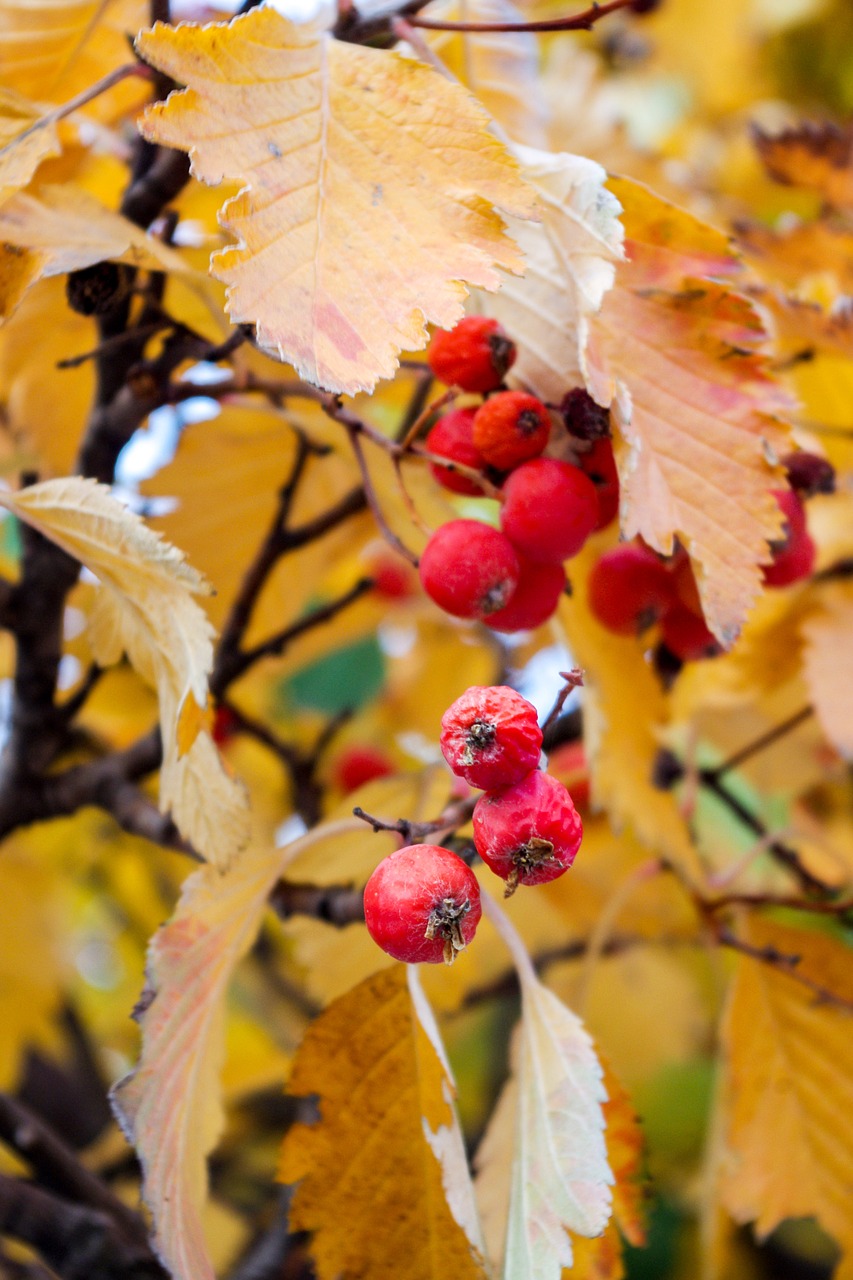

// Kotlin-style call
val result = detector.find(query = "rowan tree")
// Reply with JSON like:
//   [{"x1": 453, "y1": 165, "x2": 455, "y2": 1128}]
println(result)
[{"x1": 0, "y1": 0, "x2": 852, "y2": 1278}]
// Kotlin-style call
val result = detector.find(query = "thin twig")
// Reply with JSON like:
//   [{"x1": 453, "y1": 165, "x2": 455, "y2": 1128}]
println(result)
[
  {"x1": 705, "y1": 706, "x2": 814, "y2": 781},
  {"x1": 540, "y1": 668, "x2": 585, "y2": 739},
  {"x1": 353, "y1": 795, "x2": 476, "y2": 846}
]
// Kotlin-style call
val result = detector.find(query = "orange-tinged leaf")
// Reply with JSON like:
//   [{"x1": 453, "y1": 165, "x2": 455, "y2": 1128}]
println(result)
[
  {"x1": 720, "y1": 918, "x2": 853, "y2": 1273},
  {"x1": 136, "y1": 7, "x2": 537, "y2": 394},
  {"x1": 279, "y1": 964, "x2": 488, "y2": 1280},
  {"x1": 801, "y1": 583, "x2": 853, "y2": 757},
  {"x1": 0, "y1": 87, "x2": 60, "y2": 204},
  {"x1": 0, "y1": 478, "x2": 250, "y2": 868},
  {"x1": 754, "y1": 122, "x2": 853, "y2": 213}
]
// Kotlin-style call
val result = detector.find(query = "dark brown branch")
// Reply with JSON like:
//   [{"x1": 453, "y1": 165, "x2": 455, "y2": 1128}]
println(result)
[
  {"x1": 237, "y1": 577, "x2": 374, "y2": 675},
  {"x1": 716, "y1": 926, "x2": 853, "y2": 1014},
  {"x1": 269, "y1": 879, "x2": 366, "y2": 927},
  {"x1": 352, "y1": 795, "x2": 477, "y2": 846}
]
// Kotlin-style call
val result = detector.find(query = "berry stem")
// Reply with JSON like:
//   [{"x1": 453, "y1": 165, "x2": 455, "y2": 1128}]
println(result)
[{"x1": 540, "y1": 668, "x2": 585, "y2": 739}]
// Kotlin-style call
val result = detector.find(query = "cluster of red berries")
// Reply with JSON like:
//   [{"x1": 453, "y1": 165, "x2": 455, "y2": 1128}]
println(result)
[
  {"x1": 363, "y1": 686, "x2": 583, "y2": 964},
  {"x1": 418, "y1": 317, "x2": 618, "y2": 633}
]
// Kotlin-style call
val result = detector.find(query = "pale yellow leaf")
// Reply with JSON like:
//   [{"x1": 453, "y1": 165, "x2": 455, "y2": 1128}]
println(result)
[
  {"x1": 279, "y1": 963, "x2": 488, "y2": 1280},
  {"x1": 0, "y1": 478, "x2": 250, "y2": 868},
  {"x1": 800, "y1": 583, "x2": 853, "y2": 758},
  {"x1": 136, "y1": 7, "x2": 537, "y2": 394},
  {"x1": 0, "y1": 87, "x2": 60, "y2": 204}
]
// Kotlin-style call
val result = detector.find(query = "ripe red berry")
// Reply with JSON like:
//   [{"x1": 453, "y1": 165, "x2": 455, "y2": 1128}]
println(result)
[
  {"x1": 427, "y1": 317, "x2": 516, "y2": 394},
  {"x1": 425, "y1": 407, "x2": 487, "y2": 496},
  {"x1": 660, "y1": 605, "x2": 721, "y2": 662},
  {"x1": 419, "y1": 520, "x2": 519, "y2": 620},
  {"x1": 501, "y1": 459, "x2": 599, "y2": 564},
  {"x1": 472, "y1": 391, "x2": 551, "y2": 471},
  {"x1": 669, "y1": 551, "x2": 703, "y2": 617},
  {"x1": 588, "y1": 543, "x2": 675, "y2": 635},
  {"x1": 363, "y1": 843, "x2": 482, "y2": 964},
  {"x1": 763, "y1": 489, "x2": 816, "y2": 588},
  {"x1": 485, "y1": 556, "x2": 567, "y2": 633},
  {"x1": 577, "y1": 437, "x2": 619, "y2": 530},
  {"x1": 369, "y1": 552, "x2": 416, "y2": 600},
  {"x1": 334, "y1": 745, "x2": 395, "y2": 794},
  {"x1": 212, "y1": 704, "x2": 238, "y2": 748},
  {"x1": 782, "y1": 451, "x2": 836, "y2": 497},
  {"x1": 440, "y1": 685, "x2": 542, "y2": 789},
  {"x1": 473, "y1": 770, "x2": 583, "y2": 895},
  {"x1": 560, "y1": 387, "x2": 611, "y2": 441},
  {"x1": 547, "y1": 739, "x2": 591, "y2": 810}
]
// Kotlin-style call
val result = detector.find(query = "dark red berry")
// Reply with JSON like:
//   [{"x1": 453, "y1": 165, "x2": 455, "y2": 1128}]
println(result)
[
  {"x1": 369, "y1": 553, "x2": 416, "y2": 600},
  {"x1": 669, "y1": 551, "x2": 704, "y2": 617},
  {"x1": 425, "y1": 407, "x2": 487, "y2": 496},
  {"x1": 560, "y1": 388, "x2": 611, "y2": 441},
  {"x1": 473, "y1": 770, "x2": 582, "y2": 895},
  {"x1": 440, "y1": 685, "x2": 542, "y2": 790},
  {"x1": 588, "y1": 543, "x2": 675, "y2": 635},
  {"x1": 501, "y1": 459, "x2": 599, "y2": 564},
  {"x1": 363, "y1": 844, "x2": 482, "y2": 964},
  {"x1": 419, "y1": 520, "x2": 520, "y2": 620},
  {"x1": 485, "y1": 556, "x2": 567, "y2": 633},
  {"x1": 547, "y1": 739, "x2": 591, "y2": 809},
  {"x1": 427, "y1": 317, "x2": 516, "y2": 394},
  {"x1": 334, "y1": 745, "x2": 395, "y2": 793},
  {"x1": 212, "y1": 705, "x2": 239, "y2": 748},
  {"x1": 577, "y1": 437, "x2": 619, "y2": 530},
  {"x1": 763, "y1": 489, "x2": 815, "y2": 587},
  {"x1": 782, "y1": 451, "x2": 836, "y2": 497},
  {"x1": 472, "y1": 391, "x2": 551, "y2": 471},
  {"x1": 660, "y1": 605, "x2": 721, "y2": 662}
]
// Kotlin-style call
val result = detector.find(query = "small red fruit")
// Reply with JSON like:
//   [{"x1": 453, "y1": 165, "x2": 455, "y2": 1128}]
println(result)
[
  {"x1": 363, "y1": 843, "x2": 482, "y2": 964},
  {"x1": 369, "y1": 553, "x2": 415, "y2": 600},
  {"x1": 577, "y1": 438, "x2": 619, "y2": 530},
  {"x1": 472, "y1": 391, "x2": 551, "y2": 471},
  {"x1": 425, "y1": 407, "x2": 487, "y2": 496},
  {"x1": 763, "y1": 490, "x2": 815, "y2": 588},
  {"x1": 547, "y1": 738, "x2": 591, "y2": 809},
  {"x1": 427, "y1": 317, "x2": 516, "y2": 394},
  {"x1": 419, "y1": 520, "x2": 520, "y2": 620},
  {"x1": 660, "y1": 605, "x2": 721, "y2": 662},
  {"x1": 473, "y1": 770, "x2": 583, "y2": 895},
  {"x1": 440, "y1": 685, "x2": 542, "y2": 790},
  {"x1": 212, "y1": 704, "x2": 238, "y2": 748},
  {"x1": 783, "y1": 450, "x2": 835, "y2": 497},
  {"x1": 334, "y1": 745, "x2": 395, "y2": 794},
  {"x1": 669, "y1": 552, "x2": 703, "y2": 617},
  {"x1": 560, "y1": 388, "x2": 611, "y2": 441},
  {"x1": 588, "y1": 543, "x2": 675, "y2": 635},
  {"x1": 485, "y1": 556, "x2": 567, "y2": 633},
  {"x1": 501, "y1": 459, "x2": 599, "y2": 564}
]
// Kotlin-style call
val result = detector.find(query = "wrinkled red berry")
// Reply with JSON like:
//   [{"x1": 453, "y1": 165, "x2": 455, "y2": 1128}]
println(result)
[
  {"x1": 588, "y1": 543, "x2": 675, "y2": 635},
  {"x1": 660, "y1": 605, "x2": 721, "y2": 662},
  {"x1": 472, "y1": 391, "x2": 551, "y2": 471},
  {"x1": 427, "y1": 317, "x2": 516, "y2": 394},
  {"x1": 763, "y1": 490, "x2": 815, "y2": 588},
  {"x1": 501, "y1": 459, "x2": 599, "y2": 564},
  {"x1": 560, "y1": 388, "x2": 611, "y2": 441},
  {"x1": 441, "y1": 685, "x2": 542, "y2": 789},
  {"x1": 425, "y1": 407, "x2": 487, "y2": 496},
  {"x1": 473, "y1": 770, "x2": 582, "y2": 895},
  {"x1": 363, "y1": 843, "x2": 482, "y2": 964},
  {"x1": 485, "y1": 556, "x2": 567, "y2": 633},
  {"x1": 577, "y1": 438, "x2": 619, "y2": 530},
  {"x1": 419, "y1": 520, "x2": 520, "y2": 620},
  {"x1": 334, "y1": 745, "x2": 395, "y2": 793},
  {"x1": 783, "y1": 451, "x2": 836, "y2": 497}
]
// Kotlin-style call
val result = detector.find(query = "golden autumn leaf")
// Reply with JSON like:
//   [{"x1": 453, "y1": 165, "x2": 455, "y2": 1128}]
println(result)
[
  {"x1": 800, "y1": 582, "x2": 853, "y2": 757},
  {"x1": 0, "y1": 478, "x2": 250, "y2": 867},
  {"x1": 719, "y1": 917, "x2": 853, "y2": 1276},
  {"x1": 135, "y1": 7, "x2": 537, "y2": 395},
  {"x1": 279, "y1": 963, "x2": 488, "y2": 1280},
  {"x1": 0, "y1": 87, "x2": 60, "y2": 204},
  {"x1": 754, "y1": 122, "x2": 853, "y2": 213}
]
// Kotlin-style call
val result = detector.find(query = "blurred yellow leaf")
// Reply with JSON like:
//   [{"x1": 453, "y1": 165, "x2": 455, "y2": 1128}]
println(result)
[
  {"x1": 801, "y1": 582, "x2": 853, "y2": 756},
  {"x1": 754, "y1": 122, "x2": 853, "y2": 213},
  {"x1": 0, "y1": 87, "x2": 60, "y2": 203},
  {"x1": 280, "y1": 964, "x2": 488, "y2": 1279},
  {"x1": 137, "y1": 7, "x2": 536, "y2": 394}
]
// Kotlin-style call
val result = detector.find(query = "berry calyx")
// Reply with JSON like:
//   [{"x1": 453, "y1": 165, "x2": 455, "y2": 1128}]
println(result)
[
  {"x1": 577, "y1": 437, "x2": 620, "y2": 530},
  {"x1": 560, "y1": 388, "x2": 611, "y2": 441},
  {"x1": 782, "y1": 451, "x2": 836, "y2": 497},
  {"x1": 472, "y1": 391, "x2": 551, "y2": 471},
  {"x1": 473, "y1": 770, "x2": 582, "y2": 895},
  {"x1": 427, "y1": 317, "x2": 516, "y2": 394},
  {"x1": 660, "y1": 605, "x2": 721, "y2": 662},
  {"x1": 588, "y1": 543, "x2": 675, "y2": 635},
  {"x1": 419, "y1": 520, "x2": 520, "y2": 620},
  {"x1": 485, "y1": 556, "x2": 567, "y2": 633},
  {"x1": 501, "y1": 459, "x2": 599, "y2": 564},
  {"x1": 334, "y1": 745, "x2": 395, "y2": 794},
  {"x1": 441, "y1": 685, "x2": 542, "y2": 789},
  {"x1": 763, "y1": 489, "x2": 816, "y2": 588},
  {"x1": 363, "y1": 844, "x2": 482, "y2": 964},
  {"x1": 425, "y1": 407, "x2": 487, "y2": 496}
]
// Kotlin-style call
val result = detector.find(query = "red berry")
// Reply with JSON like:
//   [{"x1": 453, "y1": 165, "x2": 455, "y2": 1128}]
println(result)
[
  {"x1": 425, "y1": 407, "x2": 487, "y2": 496},
  {"x1": 763, "y1": 490, "x2": 815, "y2": 587},
  {"x1": 334, "y1": 745, "x2": 395, "y2": 793},
  {"x1": 473, "y1": 770, "x2": 582, "y2": 895},
  {"x1": 577, "y1": 438, "x2": 619, "y2": 530},
  {"x1": 369, "y1": 553, "x2": 416, "y2": 600},
  {"x1": 501, "y1": 459, "x2": 599, "y2": 564},
  {"x1": 547, "y1": 739, "x2": 591, "y2": 810},
  {"x1": 783, "y1": 451, "x2": 835, "y2": 497},
  {"x1": 440, "y1": 685, "x2": 542, "y2": 789},
  {"x1": 669, "y1": 551, "x2": 704, "y2": 617},
  {"x1": 485, "y1": 556, "x2": 567, "y2": 633},
  {"x1": 560, "y1": 388, "x2": 611, "y2": 441},
  {"x1": 472, "y1": 391, "x2": 551, "y2": 471},
  {"x1": 588, "y1": 543, "x2": 675, "y2": 635},
  {"x1": 363, "y1": 843, "x2": 482, "y2": 964},
  {"x1": 660, "y1": 605, "x2": 721, "y2": 662},
  {"x1": 212, "y1": 704, "x2": 238, "y2": 748},
  {"x1": 427, "y1": 317, "x2": 516, "y2": 394},
  {"x1": 419, "y1": 520, "x2": 519, "y2": 620}
]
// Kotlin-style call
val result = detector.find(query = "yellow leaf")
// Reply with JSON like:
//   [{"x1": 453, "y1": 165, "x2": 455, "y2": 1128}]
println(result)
[
  {"x1": 800, "y1": 583, "x2": 853, "y2": 757},
  {"x1": 0, "y1": 87, "x2": 60, "y2": 204},
  {"x1": 136, "y1": 7, "x2": 536, "y2": 394},
  {"x1": 279, "y1": 964, "x2": 488, "y2": 1280},
  {"x1": 0, "y1": 478, "x2": 250, "y2": 868},
  {"x1": 483, "y1": 144, "x2": 625, "y2": 404},
  {"x1": 720, "y1": 918, "x2": 853, "y2": 1274},
  {"x1": 586, "y1": 181, "x2": 792, "y2": 645},
  {"x1": 111, "y1": 829, "x2": 354, "y2": 1280}
]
